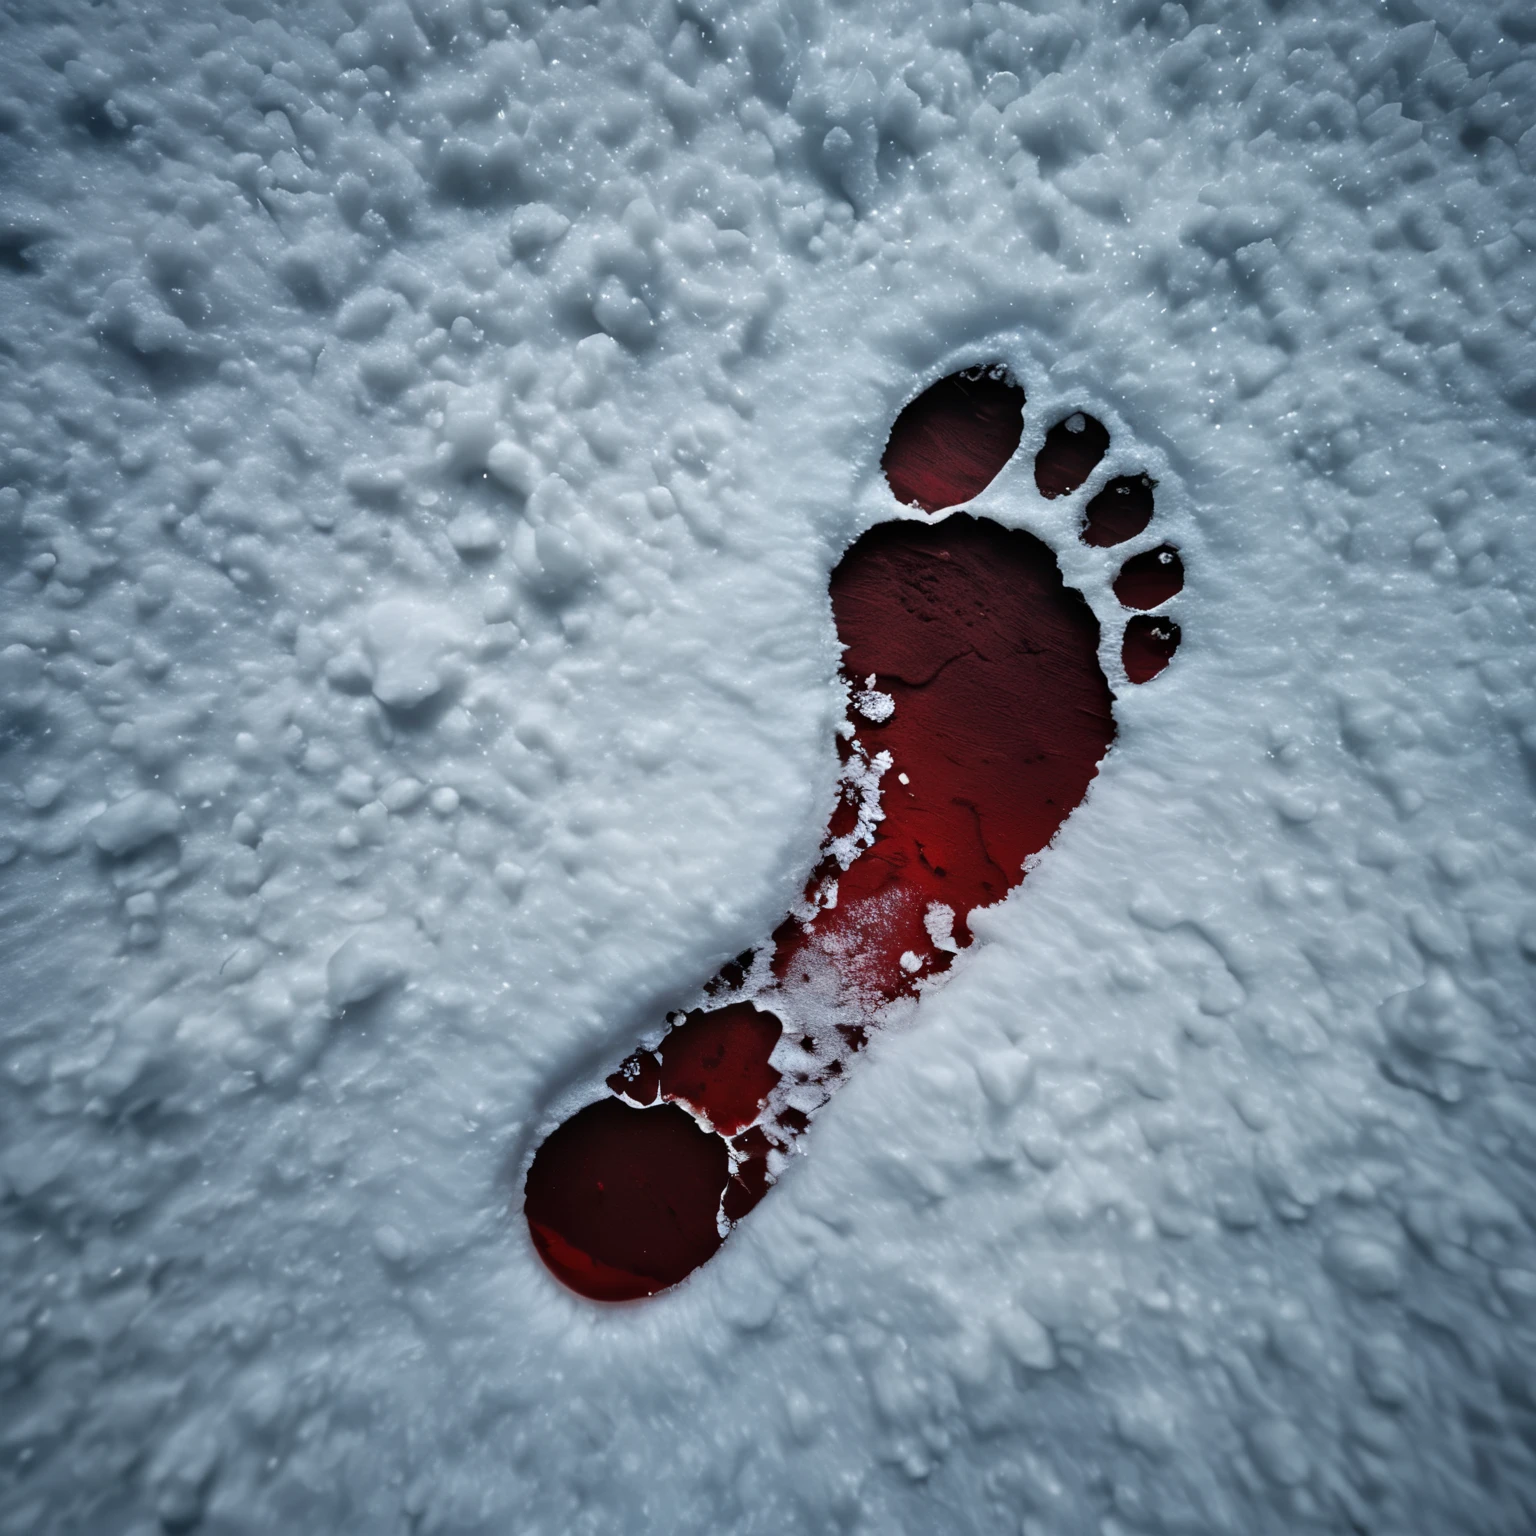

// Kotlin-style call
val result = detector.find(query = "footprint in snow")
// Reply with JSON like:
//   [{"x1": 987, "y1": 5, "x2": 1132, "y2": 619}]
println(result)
[{"x1": 524, "y1": 364, "x2": 1185, "y2": 1301}]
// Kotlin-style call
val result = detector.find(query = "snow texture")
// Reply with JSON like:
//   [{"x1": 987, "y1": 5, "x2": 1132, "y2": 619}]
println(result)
[{"x1": 1, "y1": 0, "x2": 1535, "y2": 1532}]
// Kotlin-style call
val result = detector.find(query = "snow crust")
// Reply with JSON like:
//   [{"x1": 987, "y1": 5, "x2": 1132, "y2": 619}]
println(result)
[{"x1": 2, "y1": 0, "x2": 1535, "y2": 1531}]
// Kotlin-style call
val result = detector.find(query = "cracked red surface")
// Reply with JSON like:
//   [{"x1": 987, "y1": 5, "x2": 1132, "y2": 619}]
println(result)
[{"x1": 772, "y1": 515, "x2": 1114, "y2": 997}]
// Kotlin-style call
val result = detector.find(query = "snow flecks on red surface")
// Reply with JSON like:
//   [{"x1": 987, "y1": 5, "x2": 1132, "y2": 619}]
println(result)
[{"x1": 1123, "y1": 616, "x2": 1182, "y2": 684}]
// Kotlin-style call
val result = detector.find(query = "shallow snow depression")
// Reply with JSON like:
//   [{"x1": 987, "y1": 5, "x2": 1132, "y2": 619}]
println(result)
[{"x1": 3, "y1": 1, "x2": 1536, "y2": 1532}]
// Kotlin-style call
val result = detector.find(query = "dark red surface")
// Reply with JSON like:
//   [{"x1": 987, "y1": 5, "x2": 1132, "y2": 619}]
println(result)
[
  {"x1": 1112, "y1": 544, "x2": 1184, "y2": 610},
  {"x1": 1035, "y1": 413, "x2": 1109, "y2": 498},
  {"x1": 656, "y1": 1003, "x2": 782, "y2": 1136},
  {"x1": 1123, "y1": 616, "x2": 1181, "y2": 684},
  {"x1": 882, "y1": 368, "x2": 1024, "y2": 513},
  {"x1": 524, "y1": 379, "x2": 1184, "y2": 1303},
  {"x1": 524, "y1": 1099, "x2": 728, "y2": 1301},
  {"x1": 608, "y1": 1004, "x2": 781, "y2": 1133},
  {"x1": 1083, "y1": 475, "x2": 1156, "y2": 547},
  {"x1": 773, "y1": 515, "x2": 1115, "y2": 999}
]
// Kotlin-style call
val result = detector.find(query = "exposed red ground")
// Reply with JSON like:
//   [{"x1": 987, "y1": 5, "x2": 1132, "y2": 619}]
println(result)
[
  {"x1": 525, "y1": 1100, "x2": 730, "y2": 1300},
  {"x1": 882, "y1": 367, "x2": 1024, "y2": 513}
]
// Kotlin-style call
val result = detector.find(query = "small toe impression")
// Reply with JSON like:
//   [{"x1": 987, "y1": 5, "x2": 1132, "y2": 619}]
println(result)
[
  {"x1": 1122, "y1": 615, "x2": 1181, "y2": 684},
  {"x1": 1082, "y1": 474, "x2": 1156, "y2": 548},
  {"x1": 1113, "y1": 544, "x2": 1183, "y2": 610},
  {"x1": 1035, "y1": 413, "x2": 1109, "y2": 499},
  {"x1": 882, "y1": 366, "x2": 1025, "y2": 513}
]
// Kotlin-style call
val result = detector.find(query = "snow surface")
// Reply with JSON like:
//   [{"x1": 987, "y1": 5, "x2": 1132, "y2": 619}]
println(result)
[{"x1": 2, "y1": 0, "x2": 1536, "y2": 1531}]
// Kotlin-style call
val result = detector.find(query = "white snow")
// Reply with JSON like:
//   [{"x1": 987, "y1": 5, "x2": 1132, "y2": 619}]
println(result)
[
  {"x1": 87, "y1": 789, "x2": 183, "y2": 856},
  {"x1": 326, "y1": 924, "x2": 413, "y2": 1011},
  {"x1": 2, "y1": 0, "x2": 1536, "y2": 1532}
]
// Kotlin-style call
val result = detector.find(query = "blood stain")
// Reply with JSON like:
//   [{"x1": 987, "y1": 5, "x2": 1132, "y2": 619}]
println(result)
[
  {"x1": 1123, "y1": 615, "x2": 1181, "y2": 684},
  {"x1": 1083, "y1": 475, "x2": 1156, "y2": 548}
]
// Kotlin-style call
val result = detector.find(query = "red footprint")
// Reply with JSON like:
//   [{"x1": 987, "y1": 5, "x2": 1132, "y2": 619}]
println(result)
[{"x1": 524, "y1": 368, "x2": 1183, "y2": 1300}]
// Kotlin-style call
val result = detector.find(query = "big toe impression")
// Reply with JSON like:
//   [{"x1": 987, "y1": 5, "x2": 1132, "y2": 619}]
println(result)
[{"x1": 882, "y1": 366, "x2": 1024, "y2": 513}]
